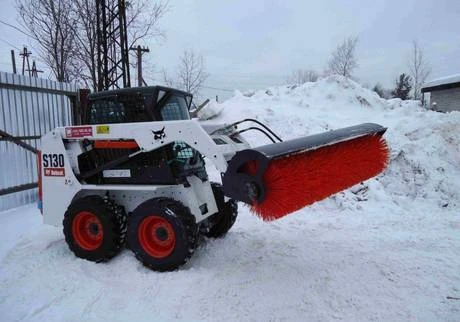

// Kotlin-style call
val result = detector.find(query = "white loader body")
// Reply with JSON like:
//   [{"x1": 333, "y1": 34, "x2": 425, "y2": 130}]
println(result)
[{"x1": 40, "y1": 119, "x2": 249, "y2": 226}]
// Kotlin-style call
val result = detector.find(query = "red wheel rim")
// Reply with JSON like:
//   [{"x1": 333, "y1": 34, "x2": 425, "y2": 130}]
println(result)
[
  {"x1": 138, "y1": 215, "x2": 176, "y2": 258},
  {"x1": 72, "y1": 211, "x2": 103, "y2": 250}
]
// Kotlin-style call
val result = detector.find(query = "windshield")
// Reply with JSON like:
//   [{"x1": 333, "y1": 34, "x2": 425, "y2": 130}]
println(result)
[
  {"x1": 158, "y1": 94, "x2": 190, "y2": 121},
  {"x1": 88, "y1": 93, "x2": 151, "y2": 124}
]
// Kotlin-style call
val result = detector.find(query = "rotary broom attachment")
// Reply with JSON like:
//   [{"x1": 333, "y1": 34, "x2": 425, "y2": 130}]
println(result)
[{"x1": 222, "y1": 123, "x2": 389, "y2": 221}]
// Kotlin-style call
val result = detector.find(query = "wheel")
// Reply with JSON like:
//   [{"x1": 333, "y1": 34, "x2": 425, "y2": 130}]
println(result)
[
  {"x1": 204, "y1": 183, "x2": 238, "y2": 238},
  {"x1": 127, "y1": 197, "x2": 198, "y2": 271},
  {"x1": 63, "y1": 195, "x2": 127, "y2": 262}
]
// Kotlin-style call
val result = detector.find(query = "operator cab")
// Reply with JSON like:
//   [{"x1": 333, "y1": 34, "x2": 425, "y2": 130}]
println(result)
[
  {"x1": 79, "y1": 86, "x2": 206, "y2": 186},
  {"x1": 86, "y1": 86, "x2": 193, "y2": 124}
]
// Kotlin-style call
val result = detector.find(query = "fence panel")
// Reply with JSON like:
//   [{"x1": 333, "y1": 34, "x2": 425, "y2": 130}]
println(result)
[{"x1": 0, "y1": 72, "x2": 78, "y2": 211}]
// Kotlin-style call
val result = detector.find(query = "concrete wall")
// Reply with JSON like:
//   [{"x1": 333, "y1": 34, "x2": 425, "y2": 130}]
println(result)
[{"x1": 430, "y1": 87, "x2": 460, "y2": 112}]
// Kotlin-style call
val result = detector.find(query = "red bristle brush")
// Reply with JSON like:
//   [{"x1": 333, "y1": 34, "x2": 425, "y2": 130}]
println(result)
[{"x1": 245, "y1": 134, "x2": 389, "y2": 221}]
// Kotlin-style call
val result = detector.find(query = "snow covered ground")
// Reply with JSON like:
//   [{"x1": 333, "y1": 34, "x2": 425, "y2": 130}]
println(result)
[{"x1": 1, "y1": 76, "x2": 459, "y2": 321}]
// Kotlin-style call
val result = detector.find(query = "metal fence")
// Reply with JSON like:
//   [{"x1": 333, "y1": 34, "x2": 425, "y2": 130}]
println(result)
[{"x1": 0, "y1": 72, "x2": 78, "y2": 211}]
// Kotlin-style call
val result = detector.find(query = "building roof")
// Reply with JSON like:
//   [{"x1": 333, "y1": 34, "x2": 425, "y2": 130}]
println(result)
[{"x1": 421, "y1": 74, "x2": 460, "y2": 93}]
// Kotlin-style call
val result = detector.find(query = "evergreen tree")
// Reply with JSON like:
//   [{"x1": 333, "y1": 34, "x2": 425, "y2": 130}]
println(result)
[{"x1": 392, "y1": 73, "x2": 412, "y2": 100}]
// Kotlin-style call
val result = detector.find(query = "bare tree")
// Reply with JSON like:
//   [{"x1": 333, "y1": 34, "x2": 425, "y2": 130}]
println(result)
[
  {"x1": 286, "y1": 69, "x2": 318, "y2": 84},
  {"x1": 327, "y1": 36, "x2": 359, "y2": 78},
  {"x1": 71, "y1": 0, "x2": 168, "y2": 90},
  {"x1": 408, "y1": 40, "x2": 431, "y2": 100},
  {"x1": 125, "y1": 0, "x2": 168, "y2": 49},
  {"x1": 16, "y1": 0, "x2": 77, "y2": 82},
  {"x1": 70, "y1": 0, "x2": 98, "y2": 89},
  {"x1": 17, "y1": 0, "x2": 168, "y2": 88},
  {"x1": 164, "y1": 49, "x2": 208, "y2": 97},
  {"x1": 162, "y1": 69, "x2": 175, "y2": 87}
]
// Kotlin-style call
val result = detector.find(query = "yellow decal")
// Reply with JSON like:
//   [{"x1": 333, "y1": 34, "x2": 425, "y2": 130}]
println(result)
[{"x1": 96, "y1": 125, "x2": 110, "y2": 134}]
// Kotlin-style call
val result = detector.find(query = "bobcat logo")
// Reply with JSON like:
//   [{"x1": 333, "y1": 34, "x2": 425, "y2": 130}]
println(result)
[{"x1": 152, "y1": 127, "x2": 166, "y2": 140}]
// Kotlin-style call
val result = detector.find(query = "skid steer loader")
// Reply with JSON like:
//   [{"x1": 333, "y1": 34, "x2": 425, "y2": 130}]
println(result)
[{"x1": 39, "y1": 86, "x2": 389, "y2": 271}]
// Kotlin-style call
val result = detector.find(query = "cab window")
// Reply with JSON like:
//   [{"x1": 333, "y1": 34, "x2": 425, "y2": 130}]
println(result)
[{"x1": 159, "y1": 95, "x2": 190, "y2": 121}]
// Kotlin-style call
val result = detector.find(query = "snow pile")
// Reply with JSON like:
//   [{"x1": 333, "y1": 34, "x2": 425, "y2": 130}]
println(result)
[
  {"x1": 213, "y1": 75, "x2": 460, "y2": 210},
  {"x1": 196, "y1": 100, "x2": 224, "y2": 120},
  {"x1": 1, "y1": 75, "x2": 459, "y2": 321}
]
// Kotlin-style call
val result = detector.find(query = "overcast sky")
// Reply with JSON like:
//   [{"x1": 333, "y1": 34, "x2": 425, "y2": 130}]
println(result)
[{"x1": 1, "y1": 0, "x2": 459, "y2": 100}]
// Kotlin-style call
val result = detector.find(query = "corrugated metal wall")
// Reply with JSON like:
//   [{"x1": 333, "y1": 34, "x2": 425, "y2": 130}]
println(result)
[
  {"x1": 430, "y1": 87, "x2": 460, "y2": 112},
  {"x1": 0, "y1": 72, "x2": 78, "y2": 211}
]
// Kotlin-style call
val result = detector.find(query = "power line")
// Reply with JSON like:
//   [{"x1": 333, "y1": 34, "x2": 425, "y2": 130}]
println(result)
[
  {"x1": 0, "y1": 42, "x2": 44, "y2": 67},
  {"x1": 210, "y1": 73, "x2": 286, "y2": 79},
  {"x1": 0, "y1": 20, "x2": 33, "y2": 38},
  {"x1": 0, "y1": 38, "x2": 21, "y2": 50},
  {"x1": 208, "y1": 76, "x2": 286, "y2": 87},
  {"x1": 202, "y1": 85, "x2": 234, "y2": 92}
]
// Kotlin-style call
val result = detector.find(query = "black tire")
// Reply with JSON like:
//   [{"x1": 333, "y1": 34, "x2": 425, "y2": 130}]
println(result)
[
  {"x1": 63, "y1": 195, "x2": 127, "y2": 262},
  {"x1": 127, "y1": 197, "x2": 198, "y2": 272},
  {"x1": 204, "y1": 183, "x2": 238, "y2": 238}
]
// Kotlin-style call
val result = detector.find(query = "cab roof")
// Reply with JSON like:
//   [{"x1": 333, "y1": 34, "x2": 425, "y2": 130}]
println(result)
[{"x1": 88, "y1": 86, "x2": 193, "y2": 100}]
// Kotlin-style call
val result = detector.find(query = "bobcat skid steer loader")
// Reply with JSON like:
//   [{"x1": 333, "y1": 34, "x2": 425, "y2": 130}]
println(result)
[{"x1": 39, "y1": 86, "x2": 388, "y2": 271}]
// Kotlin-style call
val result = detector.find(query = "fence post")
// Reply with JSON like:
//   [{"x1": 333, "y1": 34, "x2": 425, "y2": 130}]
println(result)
[{"x1": 74, "y1": 89, "x2": 90, "y2": 125}]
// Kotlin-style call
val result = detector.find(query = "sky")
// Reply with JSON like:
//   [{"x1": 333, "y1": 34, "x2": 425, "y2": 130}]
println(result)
[{"x1": 0, "y1": 0, "x2": 459, "y2": 101}]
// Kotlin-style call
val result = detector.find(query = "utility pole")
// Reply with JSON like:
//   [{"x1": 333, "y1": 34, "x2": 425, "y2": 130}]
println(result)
[
  {"x1": 27, "y1": 61, "x2": 43, "y2": 78},
  {"x1": 130, "y1": 45, "x2": 150, "y2": 87},
  {"x1": 20, "y1": 47, "x2": 32, "y2": 76},
  {"x1": 10, "y1": 50, "x2": 17, "y2": 74}
]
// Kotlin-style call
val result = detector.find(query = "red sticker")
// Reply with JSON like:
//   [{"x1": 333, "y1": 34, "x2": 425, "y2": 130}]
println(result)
[
  {"x1": 65, "y1": 126, "x2": 93, "y2": 138},
  {"x1": 44, "y1": 168, "x2": 65, "y2": 177}
]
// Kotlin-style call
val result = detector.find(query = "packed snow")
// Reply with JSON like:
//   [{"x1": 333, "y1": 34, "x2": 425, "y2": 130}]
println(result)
[{"x1": 1, "y1": 76, "x2": 459, "y2": 321}]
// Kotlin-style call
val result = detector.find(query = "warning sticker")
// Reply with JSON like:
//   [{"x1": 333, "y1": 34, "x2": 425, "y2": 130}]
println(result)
[
  {"x1": 65, "y1": 126, "x2": 93, "y2": 138},
  {"x1": 96, "y1": 125, "x2": 110, "y2": 134},
  {"x1": 44, "y1": 168, "x2": 65, "y2": 177}
]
